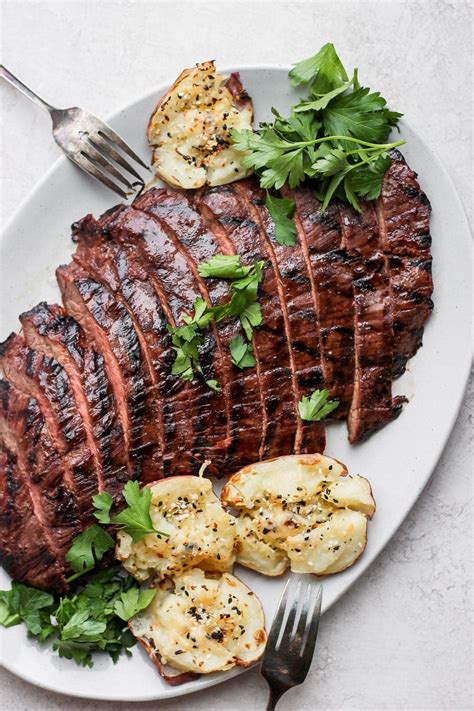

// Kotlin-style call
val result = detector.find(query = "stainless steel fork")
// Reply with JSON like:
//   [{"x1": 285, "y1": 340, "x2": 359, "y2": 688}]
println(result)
[
  {"x1": 0, "y1": 65, "x2": 149, "y2": 199},
  {"x1": 261, "y1": 576, "x2": 323, "y2": 710}
]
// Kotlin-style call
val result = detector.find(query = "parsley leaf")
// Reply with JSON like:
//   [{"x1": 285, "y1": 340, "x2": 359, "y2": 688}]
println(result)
[
  {"x1": 112, "y1": 481, "x2": 169, "y2": 543},
  {"x1": 92, "y1": 491, "x2": 113, "y2": 524},
  {"x1": 0, "y1": 582, "x2": 55, "y2": 639},
  {"x1": 0, "y1": 595, "x2": 20, "y2": 628},
  {"x1": 113, "y1": 587, "x2": 157, "y2": 621},
  {"x1": 170, "y1": 256, "x2": 265, "y2": 382},
  {"x1": 231, "y1": 44, "x2": 404, "y2": 217},
  {"x1": 65, "y1": 524, "x2": 115, "y2": 575},
  {"x1": 230, "y1": 335, "x2": 256, "y2": 369},
  {"x1": 311, "y1": 147, "x2": 349, "y2": 177},
  {"x1": 197, "y1": 254, "x2": 250, "y2": 279},
  {"x1": 239, "y1": 301, "x2": 263, "y2": 341},
  {"x1": 298, "y1": 389, "x2": 340, "y2": 421},
  {"x1": 322, "y1": 86, "x2": 399, "y2": 144},
  {"x1": 345, "y1": 154, "x2": 392, "y2": 201},
  {"x1": 294, "y1": 71, "x2": 357, "y2": 113},
  {"x1": 289, "y1": 42, "x2": 349, "y2": 93},
  {"x1": 0, "y1": 568, "x2": 143, "y2": 668},
  {"x1": 264, "y1": 192, "x2": 297, "y2": 246},
  {"x1": 259, "y1": 146, "x2": 306, "y2": 190},
  {"x1": 60, "y1": 609, "x2": 107, "y2": 641}
]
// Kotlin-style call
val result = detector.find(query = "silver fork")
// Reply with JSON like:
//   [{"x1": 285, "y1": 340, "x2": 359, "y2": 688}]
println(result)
[
  {"x1": 1, "y1": 65, "x2": 149, "y2": 199},
  {"x1": 261, "y1": 576, "x2": 323, "y2": 710}
]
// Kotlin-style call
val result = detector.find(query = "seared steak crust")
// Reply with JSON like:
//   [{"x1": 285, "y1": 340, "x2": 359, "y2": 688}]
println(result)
[
  {"x1": 195, "y1": 184, "x2": 296, "y2": 459},
  {"x1": 0, "y1": 380, "x2": 75, "y2": 589},
  {"x1": 234, "y1": 179, "x2": 326, "y2": 455},
  {"x1": 108, "y1": 207, "x2": 229, "y2": 475},
  {"x1": 0, "y1": 445, "x2": 66, "y2": 592},
  {"x1": 0, "y1": 333, "x2": 95, "y2": 524},
  {"x1": 0, "y1": 152, "x2": 432, "y2": 591},
  {"x1": 20, "y1": 303, "x2": 129, "y2": 503},
  {"x1": 376, "y1": 150, "x2": 433, "y2": 376},
  {"x1": 287, "y1": 186, "x2": 356, "y2": 416},
  {"x1": 71, "y1": 212, "x2": 165, "y2": 482}
]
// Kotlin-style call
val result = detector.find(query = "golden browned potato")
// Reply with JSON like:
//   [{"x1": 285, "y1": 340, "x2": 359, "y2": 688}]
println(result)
[
  {"x1": 147, "y1": 60, "x2": 253, "y2": 189},
  {"x1": 221, "y1": 454, "x2": 375, "y2": 577},
  {"x1": 116, "y1": 476, "x2": 235, "y2": 582},
  {"x1": 129, "y1": 569, "x2": 266, "y2": 679}
]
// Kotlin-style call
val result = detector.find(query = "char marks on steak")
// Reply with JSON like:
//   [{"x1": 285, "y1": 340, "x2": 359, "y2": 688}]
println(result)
[
  {"x1": 99, "y1": 205, "x2": 229, "y2": 475},
  {"x1": 0, "y1": 445, "x2": 67, "y2": 593},
  {"x1": 234, "y1": 179, "x2": 326, "y2": 454},
  {"x1": 287, "y1": 186, "x2": 356, "y2": 417},
  {"x1": 0, "y1": 333, "x2": 96, "y2": 524},
  {"x1": 0, "y1": 380, "x2": 75, "y2": 590},
  {"x1": 195, "y1": 183, "x2": 297, "y2": 460},
  {"x1": 135, "y1": 187, "x2": 266, "y2": 471},
  {"x1": 71, "y1": 210, "x2": 165, "y2": 482},
  {"x1": 0, "y1": 151, "x2": 432, "y2": 590},
  {"x1": 376, "y1": 150, "x2": 433, "y2": 376},
  {"x1": 19, "y1": 302, "x2": 129, "y2": 503}
]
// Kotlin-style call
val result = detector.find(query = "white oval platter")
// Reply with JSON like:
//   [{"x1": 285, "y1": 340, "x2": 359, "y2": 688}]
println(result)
[{"x1": 0, "y1": 66, "x2": 471, "y2": 701}]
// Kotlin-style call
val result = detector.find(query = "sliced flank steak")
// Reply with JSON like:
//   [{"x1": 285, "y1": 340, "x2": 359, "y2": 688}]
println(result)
[
  {"x1": 0, "y1": 153, "x2": 433, "y2": 592},
  {"x1": 195, "y1": 183, "x2": 297, "y2": 459},
  {"x1": 0, "y1": 380, "x2": 75, "y2": 589},
  {"x1": 234, "y1": 178, "x2": 326, "y2": 455},
  {"x1": 337, "y1": 200, "x2": 405, "y2": 442},
  {"x1": 56, "y1": 262, "x2": 151, "y2": 480},
  {"x1": 134, "y1": 187, "x2": 264, "y2": 472},
  {"x1": 376, "y1": 151, "x2": 433, "y2": 376},
  {"x1": 286, "y1": 186, "x2": 356, "y2": 417},
  {"x1": 71, "y1": 212, "x2": 165, "y2": 482},
  {"x1": 0, "y1": 333, "x2": 95, "y2": 524},
  {"x1": 95, "y1": 205, "x2": 229, "y2": 475},
  {"x1": 0, "y1": 444, "x2": 66, "y2": 592},
  {"x1": 20, "y1": 302, "x2": 129, "y2": 503}
]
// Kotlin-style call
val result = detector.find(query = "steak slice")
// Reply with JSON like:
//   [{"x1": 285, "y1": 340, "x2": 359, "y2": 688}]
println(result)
[
  {"x1": 134, "y1": 187, "x2": 263, "y2": 471},
  {"x1": 20, "y1": 303, "x2": 129, "y2": 503},
  {"x1": 0, "y1": 380, "x2": 76, "y2": 586},
  {"x1": 338, "y1": 201, "x2": 405, "y2": 442},
  {"x1": 71, "y1": 214, "x2": 164, "y2": 482},
  {"x1": 0, "y1": 333, "x2": 95, "y2": 524},
  {"x1": 348, "y1": 258, "x2": 405, "y2": 442},
  {"x1": 0, "y1": 445, "x2": 66, "y2": 592},
  {"x1": 376, "y1": 151, "x2": 433, "y2": 375},
  {"x1": 56, "y1": 262, "x2": 152, "y2": 480},
  {"x1": 286, "y1": 187, "x2": 355, "y2": 416},
  {"x1": 93, "y1": 205, "x2": 229, "y2": 475},
  {"x1": 195, "y1": 183, "x2": 297, "y2": 458},
  {"x1": 385, "y1": 254, "x2": 433, "y2": 377},
  {"x1": 234, "y1": 179, "x2": 326, "y2": 454}
]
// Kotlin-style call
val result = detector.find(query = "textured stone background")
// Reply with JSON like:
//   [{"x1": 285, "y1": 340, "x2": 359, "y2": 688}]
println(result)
[{"x1": 0, "y1": 1, "x2": 472, "y2": 709}]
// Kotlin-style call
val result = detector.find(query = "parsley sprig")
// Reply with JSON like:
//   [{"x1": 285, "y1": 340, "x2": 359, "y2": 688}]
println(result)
[
  {"x1": 66, "y1": 482, "x2": 168, "y2": 582},
  {"x1": 231, "y1": 43, "x2": 405, "y2": 244},
  {"x1": 298, "y1": 388, "x2": 340, "y2": 421},
  {"x1": 0, "y1": 480, "x2": 165, "y2": 668},
  {"x1": 111, "y1": 481, "x2": 168, "y2": 543},
  {"x1": 0, "y1": 569, "x2": 155, "y2": 667},
  {"x1": 169, "y1": 255, "x2": 264, "y2": 384}
]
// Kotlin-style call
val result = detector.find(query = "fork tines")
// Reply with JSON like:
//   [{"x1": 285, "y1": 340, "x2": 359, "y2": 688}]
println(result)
[
  {"x1": 74, "y1": 120, "x2": 149, "y2": 200},
  {"x1": 262, "y1": 576, "x2": 323, "y2": 689}
]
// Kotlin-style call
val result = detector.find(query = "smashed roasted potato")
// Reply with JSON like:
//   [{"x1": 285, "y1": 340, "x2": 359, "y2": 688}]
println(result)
[
  {"x1": 147, "y1": 60, "x2": 253, "y2": 189},
  {"x1": 129, "y1": 568, "x2": 266, "y2": 677},
  {"x1": 116, "y1": 476, "x2": 235, "y2": 582},
  {"x1": 221, "y1": 454, "x2": 375, "y2": 576}
]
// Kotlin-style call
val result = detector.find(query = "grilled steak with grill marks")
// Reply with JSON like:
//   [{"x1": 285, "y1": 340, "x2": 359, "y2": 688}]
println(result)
[{"x1": 0, "y1": 150, "x2": 432, "y2": 591}]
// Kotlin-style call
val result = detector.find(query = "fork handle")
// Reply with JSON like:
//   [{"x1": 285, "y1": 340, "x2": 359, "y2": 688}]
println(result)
[
  {"x1": 0, "y1": 65, "x2": 56, "y2": 114},
  {"x1": 266, "y1": 686, "x2": 286, "y2": 711}
]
